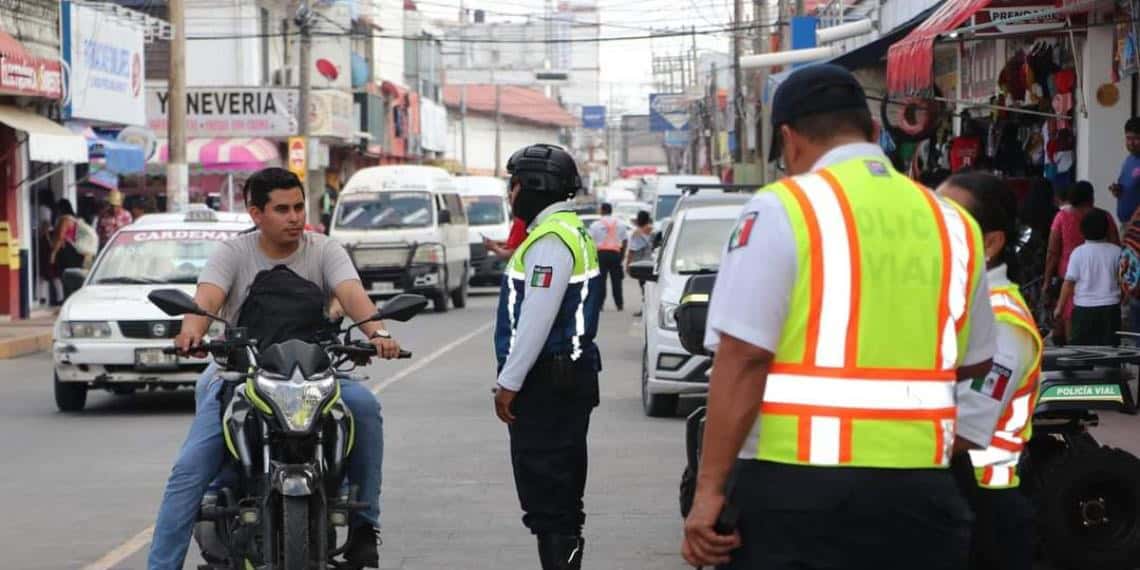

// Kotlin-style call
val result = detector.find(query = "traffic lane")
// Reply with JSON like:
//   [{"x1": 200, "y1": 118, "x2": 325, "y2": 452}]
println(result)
[{"x1": 0, "y1": 295, "x2": 500, "y2": 570}]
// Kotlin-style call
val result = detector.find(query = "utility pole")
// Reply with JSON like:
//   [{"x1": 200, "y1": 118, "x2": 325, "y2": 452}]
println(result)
[
  {"x1": 493, "y1": 85, "x2": 502, "y2": 177},
  {"x1": 297, "y1": 1, "x2": 321, "y2": 225},
  {"x1": 707, "y1": 63, "x2": 717, "y2": 177},
  {"x1": 733, "y1": 0, "x2": 745, "y2": 164},
  {"x1": 166, "y1": 0, "x2": 187, "y2": 212},
  {"x1": 756, "y1": 0, "x2": 769, "y2": 181},
  {"x1": 690, "y1": 25, "x2": 699, "y2": 174},
  {"x1": 459, "y1": 5, "x2": 468, "y2": 175}
]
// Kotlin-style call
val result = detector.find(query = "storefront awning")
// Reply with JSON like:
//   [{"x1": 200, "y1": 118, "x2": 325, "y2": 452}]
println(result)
[
  {"x1": 0, "y1": 105, "x2": 88, "y2": 163},
  {"x1": 886, "y1": 0, "x2": 992, "y2": 96},
  {"x1": 149, "y1": 138, "x2": 280, "y2": 172}
]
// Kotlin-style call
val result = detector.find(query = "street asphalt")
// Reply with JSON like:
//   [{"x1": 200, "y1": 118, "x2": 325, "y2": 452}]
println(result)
[{"x1": 1, "y1": 281, "x2": 1137, "y2": 569}]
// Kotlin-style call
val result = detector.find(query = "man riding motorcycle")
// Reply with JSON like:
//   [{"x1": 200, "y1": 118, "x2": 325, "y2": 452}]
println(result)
[{"x1": 148, "y1": 168, "x2": 401, "y2": 570}]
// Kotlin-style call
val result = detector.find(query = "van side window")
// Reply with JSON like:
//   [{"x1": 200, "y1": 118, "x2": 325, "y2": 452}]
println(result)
[{"x1": 444, "y1": 194, "x2": 467, "y2": 225}]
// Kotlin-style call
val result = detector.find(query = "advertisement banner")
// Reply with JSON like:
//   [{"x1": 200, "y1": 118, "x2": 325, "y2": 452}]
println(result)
[
  {"x1": 63, "y1": 2, "x2": 146, "y2": 125},
  {"x1": 582, "y1": 105, "x2": 606, "y2": 130},
  {"x1": 971, "y1": 1, "x2": 1087, "y2": 35},
  {"x1": 287, "y1": 137, "x2": 306, "y2": 182},
  {"x1": 309, "y1": 89, "x2": 354, "y2": 141},
  {"x1": 147, "y1": 87, "x2": 298, "y2": 138},
  {"x1": 649, "y1": 93, "x2": 690, "y2": 132},
  {"x1": 0, "y1": 54, "x2": 63, "y2": 99},
  {"x1": 419, "y1": 98, "x2": 448, "y2": 153}
]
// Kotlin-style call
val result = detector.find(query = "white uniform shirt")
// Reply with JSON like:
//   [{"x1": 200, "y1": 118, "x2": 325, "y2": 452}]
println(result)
[
  {"x1": 956, "y1": 265, "x2": 1035, "y2": 447},
  {"x1": 496, "y1": 203, "x2": 576, "y2": 392},
  {"x1": 702, "y1": 142, "x2": 999, "y2": 451}
]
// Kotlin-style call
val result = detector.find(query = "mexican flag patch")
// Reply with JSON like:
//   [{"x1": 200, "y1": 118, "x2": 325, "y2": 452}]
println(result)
[
  {"x1": 728, "y1": 212, "x2": 758, "y2": 251},
  {"x1": 971, "y1": 363, "x2": 1012, "y2": 401},
  {"x1": 531, "y1": 266, "x2": 554, "y2": 288}
]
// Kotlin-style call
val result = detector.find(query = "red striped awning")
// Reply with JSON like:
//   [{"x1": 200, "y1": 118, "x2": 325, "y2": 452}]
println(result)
[
  {"x1": 149, "y1": 138, "x2": 281, "y2": 172},
  {"x1": 886, "y1": 0, "x2": 992, "y2": 96}
]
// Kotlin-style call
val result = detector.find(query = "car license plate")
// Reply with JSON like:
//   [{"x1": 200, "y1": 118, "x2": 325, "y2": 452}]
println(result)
[
  {"x1": 135, "y1": 348, "x2": 178, "y2": 370},
  {"x1": 371, "y1": 281, "x2": 396, "y2": 293}
]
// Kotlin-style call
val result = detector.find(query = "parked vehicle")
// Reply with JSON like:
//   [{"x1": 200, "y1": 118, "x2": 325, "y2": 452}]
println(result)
[
  {"x1": 330, "y1": 166, "x2": 470, "y2": 312},
  {"x1": 613, "y1": 200, "x2": 651, "y2": 226},
  {"x1": 51, "y1": 206, "x2": 252, "y2": 412},
  {"x1": 627, "y1": 205, "x2": 743, "y2": 417},
  {"x1": 455, "y1": 176, "x2": 510, "y2": 286},
  {"x1": 147, "y1": 288, "x2": 425, "y2": 570},
  {"x1": 647, "y1": 175, "x2": 721, "y2": 228}
]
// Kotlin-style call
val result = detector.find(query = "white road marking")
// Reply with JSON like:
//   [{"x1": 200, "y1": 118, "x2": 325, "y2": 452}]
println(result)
[
  {"x1": 85, "y1": 321, "x2": 492, "y2": 568},
  {"x1": 368, "y1": 322, "x2": 493, "y2": 394},
  {"x1": 83, "y1": 526, "x2": 154, "y2": 570}
]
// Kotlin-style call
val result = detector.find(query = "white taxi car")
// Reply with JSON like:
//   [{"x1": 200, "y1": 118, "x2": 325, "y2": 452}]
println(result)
[{"x1": 52, "y1": 207, "x2": 252, "y2": 412}]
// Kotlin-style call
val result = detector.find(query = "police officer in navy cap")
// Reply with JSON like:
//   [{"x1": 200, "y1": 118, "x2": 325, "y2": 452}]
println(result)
[{"x1": 492, "y1": 144, "x2": 603, "y2": 569}]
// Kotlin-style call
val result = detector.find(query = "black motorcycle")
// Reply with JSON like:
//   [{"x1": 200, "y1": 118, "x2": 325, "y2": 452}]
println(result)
[{"x1": 147, "y1": 289, "x2": 425, "y2": 570}]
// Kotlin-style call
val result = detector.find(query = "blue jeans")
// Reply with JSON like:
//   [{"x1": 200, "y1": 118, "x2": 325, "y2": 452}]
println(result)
[{"x1": 149, "y1": 363, "x2": 383, "y2": 570}]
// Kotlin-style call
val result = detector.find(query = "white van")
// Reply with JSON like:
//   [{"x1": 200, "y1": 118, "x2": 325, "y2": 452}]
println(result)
[
  {"x1": 330, "y1": 165, "x2": 469, "y2": 312},
  {"x1": 649, "y1": 175, "x2": 722, "y2": 226},
  {"x1": 455, "y1": 176, "x2": 511, "y2": 286}
]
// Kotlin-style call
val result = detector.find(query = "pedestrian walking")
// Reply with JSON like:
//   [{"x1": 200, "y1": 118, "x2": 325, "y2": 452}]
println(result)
[
  {"x1": 492, "y1": 144, "x2": 602, "y2": 570},
  {"x1": 938, "y1": 172, "x2": 1042, "y2": 570},
  {"x1": 682, "y1": 64, "x2": 1000, "y2": 570},
  {"x1": 626, "y1": 210, "x2": 654, "y2": 316},
  {"x1": 96, "y1": 190, "x2": 133, "y2": 248},
  {"x1": 589, "y1": 203, "x2": 629, "y2": 311},
  {"x1": 1056, "y1": 208, "x2": 1123, "y2": 346}
]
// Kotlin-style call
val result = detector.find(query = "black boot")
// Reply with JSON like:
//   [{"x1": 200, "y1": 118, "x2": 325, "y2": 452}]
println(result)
[
  {"x1": 537, "y1": 534, "x2": 584, "y2": 570},
  {"x1": 342, "y1": 525, "x2": 380, "y2": 568}
]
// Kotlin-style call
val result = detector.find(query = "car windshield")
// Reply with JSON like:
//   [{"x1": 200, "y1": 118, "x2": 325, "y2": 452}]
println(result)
[
  {"x1": 655, "y1": 195, "x2": 680, "y2": 220},
  {"x1": 462, "y1": 195, "x2": 506, "y2": 226},
  {"x1": 90, "y1": 230, "x2": 240, "y2": 284},
  {"x1": 336, "y1": 191, "x2": 433, "y2": 230},
  {"x1": 671, "y1": 218, "x2": 735, "y2": 274}
]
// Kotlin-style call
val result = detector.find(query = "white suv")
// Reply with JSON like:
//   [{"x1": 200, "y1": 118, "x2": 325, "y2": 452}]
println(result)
[
  {"x1": 52, "y1": 207, "x2": 252, "y2": 412},
  {"x1": 631, "y1": 205, "x2": 743, "y2": 417}
]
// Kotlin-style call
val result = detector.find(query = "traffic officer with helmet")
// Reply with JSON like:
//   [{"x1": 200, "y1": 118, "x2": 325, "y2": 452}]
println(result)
[
  {"x1": 492, "y1": 143, "x2": 602, "y2": 570},
  {"x1": 682, "y1": 64, "x2": 1007, "y2": 569},
  {"x1": 938, "y1": 172, "x2": 1042, "y2": 570}
]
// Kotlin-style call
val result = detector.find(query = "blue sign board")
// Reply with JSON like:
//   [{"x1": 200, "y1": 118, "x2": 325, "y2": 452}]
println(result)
[
  {"x1": 582, "y1": 105, "x2": 606, "y2": 129},
  {"x1": 649, "y1": 93, "x2": 691, "y2": 132},
  {"x1": 664, "y1": 129, "x2": 691, "y2": 148}
]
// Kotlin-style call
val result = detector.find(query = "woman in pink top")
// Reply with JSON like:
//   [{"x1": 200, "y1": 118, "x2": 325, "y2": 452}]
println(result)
[{"x1": 1044, "y1": 181, "x2": 1119, "y2": 343}]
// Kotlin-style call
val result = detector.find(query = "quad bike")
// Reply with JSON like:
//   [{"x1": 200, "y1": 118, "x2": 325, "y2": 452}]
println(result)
[{"x1": 672, "y1": 276, "x2": 1140, "y2": 570}]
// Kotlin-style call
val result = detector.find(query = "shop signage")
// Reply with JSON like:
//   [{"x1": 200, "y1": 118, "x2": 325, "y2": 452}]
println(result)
[
  {"x1": 649, "y1": 93, "x2": 691, "y2": 132},
  {"x1": 0, "y1": 54, "x2": 63, "y2": 99},
  {"x1": 972, "y1": 2, "x2": 1087, "y2": 35},
  {"x1": 62, "y1": 3, "x2": 146, "y2": 125},
  {"x1": 147, "y1": 87, "x2": 298, "y2": 138},
  {"x1": 309, "y1": 89, "x2": 354, "y2": 141},
  {"x1": 287, "y1": 137, "x2": 306, "y2": 182}
]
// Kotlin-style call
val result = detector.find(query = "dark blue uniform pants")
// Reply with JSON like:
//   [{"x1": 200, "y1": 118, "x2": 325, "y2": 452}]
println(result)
[
  {"x1": 720, "y1": 460, "x2": 973, "y2": 570},
  {"x1": 508, "y1": 359, "x2": 599, "y2": 536}
]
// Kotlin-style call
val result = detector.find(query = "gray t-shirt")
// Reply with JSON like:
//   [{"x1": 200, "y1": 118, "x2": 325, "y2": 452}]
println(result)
[{"x1": 198, "y1": 231, "x2": 360, "y2": 323}]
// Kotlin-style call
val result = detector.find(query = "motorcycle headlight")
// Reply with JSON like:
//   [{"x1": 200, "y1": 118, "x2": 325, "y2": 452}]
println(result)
[
  {"x1": 659, "y1": 301, "x2": 679, "y2": 331},
  {"x1": 255, "y1": 370, "x2": 337, "y2": 432},
  {"x1": 412, "y1": 243, "x2": 445, "y2": 264},
  {"x1": 61, "y1": 321, "x2": 113, "y2": 339}
]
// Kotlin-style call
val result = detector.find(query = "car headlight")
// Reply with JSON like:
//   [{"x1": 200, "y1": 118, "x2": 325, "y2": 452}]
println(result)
[
  {"x1": 413, "y1": 244, "x2": 445, "y2": 264},
  {"x1": 255, "y1": 370, "x2": 337, "y2": 432},
  {"x1": 61, "y1": 321, "x2": 113, "y2": 339},
  {"x1": 659, "y1": 301, "x2": 679, "y2": 331}
]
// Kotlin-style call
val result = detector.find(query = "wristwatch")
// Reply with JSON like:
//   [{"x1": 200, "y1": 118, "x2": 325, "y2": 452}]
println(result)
[{"x1": 369, "y1": 329, "x2": 392, "y2": 340}]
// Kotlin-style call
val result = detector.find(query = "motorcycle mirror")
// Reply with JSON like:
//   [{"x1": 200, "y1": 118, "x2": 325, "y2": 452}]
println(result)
[
  {"x1": 375, "y1": 294, "x2": 429, "y2": 322},
  {"x1": 148, "y1": 289, "x2": 206, "y2": 317},
  {"x1": 147, "y1": 289, "x2": 233, "y2": 328}
]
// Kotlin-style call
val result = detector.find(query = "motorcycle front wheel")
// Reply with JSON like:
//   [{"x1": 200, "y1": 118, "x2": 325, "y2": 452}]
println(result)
[{"x1": 283, "y1": 495, "x2": 310, "y2": 570}]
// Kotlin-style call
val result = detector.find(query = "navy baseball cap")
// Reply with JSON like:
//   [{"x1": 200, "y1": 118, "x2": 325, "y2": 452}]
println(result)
[{"x1": 769, "y1": 63, "x2": 869, "y2": 163}]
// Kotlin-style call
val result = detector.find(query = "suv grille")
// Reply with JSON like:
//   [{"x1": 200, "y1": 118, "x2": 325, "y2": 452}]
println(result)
[{"x1": 118, "y1": 320, "x2": 182, "y2": 339}]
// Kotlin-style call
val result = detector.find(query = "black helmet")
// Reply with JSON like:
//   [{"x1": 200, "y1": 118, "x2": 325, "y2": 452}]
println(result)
[{"x1": 506, "y1": 144, "x2": 581, "y2": 199}]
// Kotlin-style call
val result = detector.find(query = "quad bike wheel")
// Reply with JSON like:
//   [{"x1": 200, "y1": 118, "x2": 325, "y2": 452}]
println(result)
[{"x1": 1037, "y1": 445, "x2": 1140, "y2": 570}]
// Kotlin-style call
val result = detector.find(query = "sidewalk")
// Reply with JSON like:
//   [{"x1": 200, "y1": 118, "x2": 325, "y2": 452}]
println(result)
[{"x1": 0, "y1": 313, "x2": 54, "y2": 359}]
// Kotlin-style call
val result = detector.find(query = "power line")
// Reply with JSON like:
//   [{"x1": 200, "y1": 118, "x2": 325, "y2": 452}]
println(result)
[{"x1": 186, "y1": 22, "x2": 777, "y2": 43}]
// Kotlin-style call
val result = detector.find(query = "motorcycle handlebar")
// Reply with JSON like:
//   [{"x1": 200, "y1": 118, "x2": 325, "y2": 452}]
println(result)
[
  {"x1": 163, "y1": 340, "x2": 241, "y2": 357},
  {"x1": 330, "y1": 341, "x2": 413, "y2": 360}
]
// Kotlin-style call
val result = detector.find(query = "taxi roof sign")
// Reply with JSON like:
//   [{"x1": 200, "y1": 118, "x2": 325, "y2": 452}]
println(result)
[{"x1": 183, "y1": 205, "x2": 218, "y2": 223}]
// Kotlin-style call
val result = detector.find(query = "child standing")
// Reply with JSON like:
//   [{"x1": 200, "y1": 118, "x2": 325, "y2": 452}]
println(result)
[{"x1": 1056, "y1": 208, "x2": 1123, "y2": 345}]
